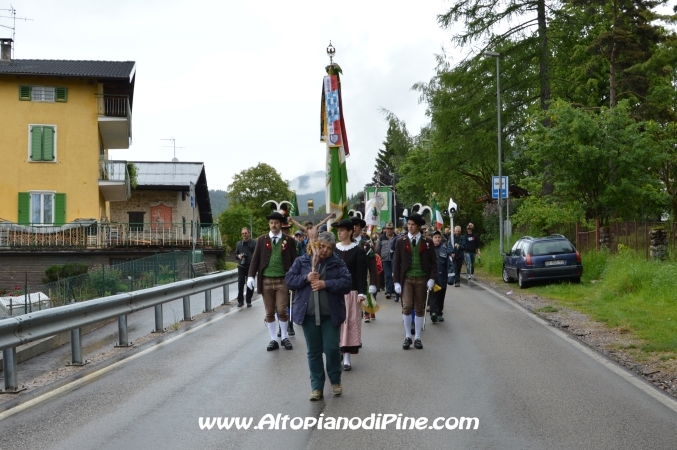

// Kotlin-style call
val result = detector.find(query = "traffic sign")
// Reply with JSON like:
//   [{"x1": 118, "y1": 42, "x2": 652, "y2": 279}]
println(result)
[
  {"x1": 189, "y1": 181, "x2": 195, "y2": 208},
  {"x1": 492, "y1": 176, "x2": 508, "y2": 199}
]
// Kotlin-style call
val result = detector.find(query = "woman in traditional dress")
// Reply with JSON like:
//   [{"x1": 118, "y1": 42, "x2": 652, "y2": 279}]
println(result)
[{"x1": 331, "y1": 219, "x2": 367, "y2": 371}]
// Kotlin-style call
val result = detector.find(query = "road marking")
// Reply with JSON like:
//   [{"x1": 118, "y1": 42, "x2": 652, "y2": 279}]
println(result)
[
  {"x1": 0, "y1": 303, "x2": 247, "y2": 421},
  {"x1": 477, "y1": 282, "x2": 677, "y2": 414}
]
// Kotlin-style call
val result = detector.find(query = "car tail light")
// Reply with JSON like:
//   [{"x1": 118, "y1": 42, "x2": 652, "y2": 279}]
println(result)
[
  {"x1": 576, "y1": 251, "x2": 581, "y2": 263},
  {"x1": 525, "y1": 253, "x2": 532, "y2": 266}
]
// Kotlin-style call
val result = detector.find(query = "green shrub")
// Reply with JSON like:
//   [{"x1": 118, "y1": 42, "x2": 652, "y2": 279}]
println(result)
[
  {"x1": 43, "y1": 263, "x2": 89, "y2": 283},
  {"x1": 87, "y1": 267, "x2": 122, "y2": 297}
]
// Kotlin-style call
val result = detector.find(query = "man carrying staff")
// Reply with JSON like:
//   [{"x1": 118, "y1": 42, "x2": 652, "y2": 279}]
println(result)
[
  {"x1": 247, "y1": 211, "x2": 297, "y2": 351},
  {"x1": 393, "y1": 213, "x2": 437, "y2": 350}
]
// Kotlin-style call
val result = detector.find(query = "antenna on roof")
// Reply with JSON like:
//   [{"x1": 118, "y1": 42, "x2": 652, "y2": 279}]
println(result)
[
  {"x1": 0, "y1": 5, "x2": 33, "y2": 58},
  {"x1": 161, "y1": 138, "x2": 185, "y2": 162}
]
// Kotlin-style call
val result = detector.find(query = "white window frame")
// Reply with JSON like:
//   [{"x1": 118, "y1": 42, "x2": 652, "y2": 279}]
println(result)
[
  {"x1": 31, "y1": 86, "x2": 56, "y2": 102},
  {"x1": 27, "y1": 124, "x2": 58, "y2": 163},
  {"x1": 29, "y1": 191, "x2": 56, "y2": 225}
]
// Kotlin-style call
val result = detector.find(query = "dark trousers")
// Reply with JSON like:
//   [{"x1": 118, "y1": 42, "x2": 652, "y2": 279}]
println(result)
[
  {"x1": 302, "y1": 315, "x2": 342, "y2": 390},
  {"x1": 383, "y1": 260, "x2": 394, "y2": 295},
  {"x1": 452, "y1": 258, "x2": 463, "y2": 282},
  {"x1": 430, "y1": 286, "x2": 447, "y2": 315},
  {"x1": 237, "y1": 266, "x2": 253, "y2": 304}
]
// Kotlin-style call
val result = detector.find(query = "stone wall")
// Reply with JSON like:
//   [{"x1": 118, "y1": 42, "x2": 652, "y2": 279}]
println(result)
[
  {"x1": 109, "y1": 189, "x2": 195, "y2": 236},
  {"x1": 650, "y1": 228, "x2": 669, "y2": 261}
]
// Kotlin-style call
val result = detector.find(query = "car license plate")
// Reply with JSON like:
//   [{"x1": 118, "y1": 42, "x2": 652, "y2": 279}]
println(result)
[{"x1": 545, "y1": 260, "x2": 565, "y2": 266}]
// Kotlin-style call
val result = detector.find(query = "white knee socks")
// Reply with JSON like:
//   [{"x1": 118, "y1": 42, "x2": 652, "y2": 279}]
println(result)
[
  {"x1": 403, "y1": 314, "x2": 413, "y2": 338},
  {"x1": 279, "y1": 320, "x2": 289, "y2": 340},
  {"x1": 343, "y1": 353, "x2": 351, "y2": 366},
  {"x1": 267, "y1": 321, "x2": 277, "y2": 340},
  {"x1": 414, "y1": 316, "x2": 424, "y2": 340}
]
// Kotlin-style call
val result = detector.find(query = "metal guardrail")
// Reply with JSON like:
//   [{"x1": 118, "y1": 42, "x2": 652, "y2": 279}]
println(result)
[{"x1": 0, "y1": 269, "x2": 238, "y2": 392}]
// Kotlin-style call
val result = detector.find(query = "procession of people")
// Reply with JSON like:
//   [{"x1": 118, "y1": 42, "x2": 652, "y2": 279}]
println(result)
[{"x1": 237, "y1": 200, "x2": 482, "y2": 400}]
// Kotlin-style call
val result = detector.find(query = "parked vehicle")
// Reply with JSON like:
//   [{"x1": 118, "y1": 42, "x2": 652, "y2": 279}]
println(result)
[{"x1": 502, "y1": 235, "x2": 583, "y2": 288}]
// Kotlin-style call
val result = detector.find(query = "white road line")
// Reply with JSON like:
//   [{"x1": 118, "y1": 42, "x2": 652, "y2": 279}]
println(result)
[
  {"x1": 0, "y1": 303, "x2": 248, "y2": 421},
  {"x1": 478, "y1": 282, "x2": 677, "y2": 414}
]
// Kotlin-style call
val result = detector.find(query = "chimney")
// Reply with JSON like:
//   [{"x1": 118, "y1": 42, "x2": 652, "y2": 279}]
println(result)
[{"x1": 0, "y1": 38, "x2": 12, "y2": 61}]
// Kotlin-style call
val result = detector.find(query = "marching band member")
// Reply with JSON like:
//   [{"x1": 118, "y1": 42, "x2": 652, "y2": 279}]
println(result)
[{"x1": 393, "y1": 213, "x2": 437, "y2": 350}]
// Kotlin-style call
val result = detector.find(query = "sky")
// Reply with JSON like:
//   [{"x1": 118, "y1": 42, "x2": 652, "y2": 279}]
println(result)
[{"x1": 4, "y1": 0, "x2": 459, "y2": 194}]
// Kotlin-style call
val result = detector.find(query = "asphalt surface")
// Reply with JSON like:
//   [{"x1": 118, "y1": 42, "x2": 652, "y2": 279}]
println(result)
[
  {"x1": 2, "y1": 279, "x2": 677, "y2": 449},
  {"x1": 16, "y1": 285, "x2": 237, "y2": 380}
]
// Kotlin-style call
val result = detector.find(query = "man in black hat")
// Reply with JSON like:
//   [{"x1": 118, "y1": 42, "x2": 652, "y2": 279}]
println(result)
[
  {"x1": 247, "y1": 211, "x2": 297, "y2": 351},
  {"x1": 393, "y1": 212, "x2": 437, "y2": 349}
]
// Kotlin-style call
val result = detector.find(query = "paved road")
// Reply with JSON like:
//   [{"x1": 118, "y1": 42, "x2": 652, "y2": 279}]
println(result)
[
  {"x1": 16, "y1": 284, "x2": 240, "y2": 380},
  {"x1": 2, "y1": 280, "x2": 677, "y2": 449}
]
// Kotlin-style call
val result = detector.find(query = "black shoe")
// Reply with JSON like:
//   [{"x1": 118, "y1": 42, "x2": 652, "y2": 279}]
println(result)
[
  {"x1": 267, "y1": 340, "x2": 279, "y2": 351},
  {"x1": 414, "y1": 339, "x2": 423, "y2": 349},
  {"x1": 281, "y1": 338, "x2": 293, "y2": 350},
  {"x1": 431, "y1": 313, "x2": 438, "y2": 324},
  {"x1": 438, "y1": 316, "x2": 445, "y2": 322},
  {"x1": 403, "y1": 337, "x2": 412, "y2": 349},
  {"x1": 288, "y1": 326, "x2": 296, "y2": 336},
  {"x1": 394, "y1": 297, "x2": 399, "y2": 302},
  {"x1": 386, "y1": 294, "x2": 391, "y2": 299},
  {"x1": 237, "y1": 302, "x2": 244, "y2": 307},
  {"x1": 455, "y1": 283, "x2": 460, "y2": 287},
  {"x1": 246, "y1": 302, "x2": 252, "y2": 307},
  {"x1": 343, "y1": 364, "x2": 351, "y2": 371}
]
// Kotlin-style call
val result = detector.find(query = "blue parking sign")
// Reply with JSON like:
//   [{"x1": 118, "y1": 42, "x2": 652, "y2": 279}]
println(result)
[{"x1": 492, "y1": 176, "x2": 508, "y2": 199}]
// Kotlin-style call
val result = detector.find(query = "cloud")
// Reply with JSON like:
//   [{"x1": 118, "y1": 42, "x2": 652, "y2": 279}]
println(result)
[{"x1": 11, "y1": 0, "x2": 458, "y2": 192}]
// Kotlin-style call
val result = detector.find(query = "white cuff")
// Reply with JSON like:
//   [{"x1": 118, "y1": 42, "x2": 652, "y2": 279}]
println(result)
[{"x1": 368, "y1": 285, "x2": 377, "y2": 294}]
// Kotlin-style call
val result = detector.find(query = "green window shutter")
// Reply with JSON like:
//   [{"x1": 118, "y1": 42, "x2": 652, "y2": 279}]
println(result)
[
  {"x1": 30, "y1": 125, "x2": 43, "y2": 161},
  {"x1": 19, "y1": 85, "x2": 31, "y2": 101},
  {"x1": 54, "y1": 193, "x2": 66, "y2": 226},
  {"x1": 42, "y1": 126, "x2": 55, "y2": 161},
  {"x1": 18, "y1": 192, "x2": 30, "y2": 224},
  {"x1": 55, "y1": 87, "x2": 68, "y2": 102}
]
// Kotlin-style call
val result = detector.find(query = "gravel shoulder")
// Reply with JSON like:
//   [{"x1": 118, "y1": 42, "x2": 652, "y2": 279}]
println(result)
[{"x1": 479, "y1": 274, "x2": 677, "y2": 398}]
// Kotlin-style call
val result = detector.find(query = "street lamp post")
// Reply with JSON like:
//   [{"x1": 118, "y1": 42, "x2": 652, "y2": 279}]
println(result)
[{"x1": 485, "y1": 50, "x2": 504, "y2": 255}]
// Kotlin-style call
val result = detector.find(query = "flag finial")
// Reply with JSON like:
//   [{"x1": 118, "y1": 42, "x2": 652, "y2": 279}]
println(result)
[{"x1": 326, "y1": 41, "x2": 336, "y2": 65}]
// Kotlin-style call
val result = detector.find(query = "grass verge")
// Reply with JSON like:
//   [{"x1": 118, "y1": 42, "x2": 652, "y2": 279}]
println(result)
[{"x1": 477, "y1": 240, "x2": 677, "y2": 355}]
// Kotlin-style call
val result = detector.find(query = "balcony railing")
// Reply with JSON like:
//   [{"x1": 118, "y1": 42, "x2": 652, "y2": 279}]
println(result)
[
  {"x1": 99, "y1": 160, "x2": 131, "y2": 201},
  {"x1": 98, "y1": 95, "x2": 130, "y2": 117},
  {"x1": 0, "y1": 222, "x2": 222, "y2": 249},
  {"x1": 99, "y1": 160, "x2": 129, "y2": 182}
]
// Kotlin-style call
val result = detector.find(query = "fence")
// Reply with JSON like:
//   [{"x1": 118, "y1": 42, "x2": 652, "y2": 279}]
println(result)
[
  {"x1": 0, "y1": 222, "x2": 222, "y2": 249},
  {"x1": 0, "y1": 251, "x2": 198, "y2": 318},
  {"x1": 537, "y1": 221, "x2": 676, "y2": 259}
]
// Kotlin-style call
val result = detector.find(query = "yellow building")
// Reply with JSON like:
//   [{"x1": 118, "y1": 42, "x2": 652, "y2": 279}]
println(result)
[{"x1": 0, "y1": 38, "x2": 135, "y2": 226}]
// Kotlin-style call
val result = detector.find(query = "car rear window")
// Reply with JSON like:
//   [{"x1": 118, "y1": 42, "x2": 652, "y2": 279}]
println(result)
[{"x1": 530, "y1": 241, "x2": 575, "y2": 256}]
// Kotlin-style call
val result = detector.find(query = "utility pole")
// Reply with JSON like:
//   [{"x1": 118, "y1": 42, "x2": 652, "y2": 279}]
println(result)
[{"x1": 485, "y1": 50, "x2": 504, "y2": 254}]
